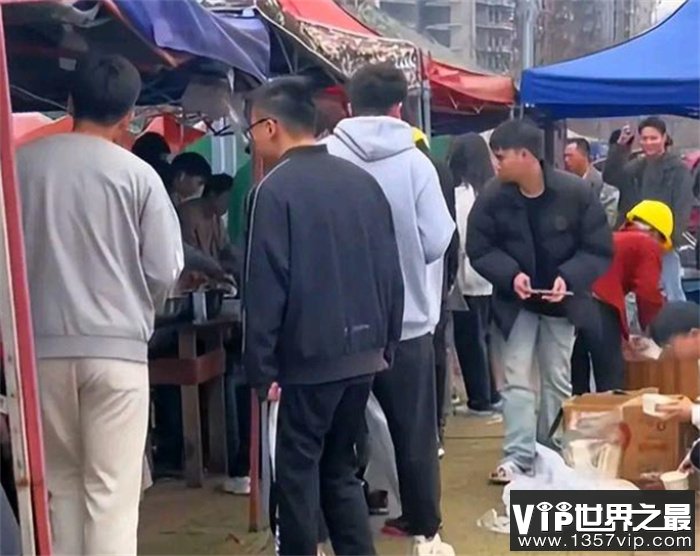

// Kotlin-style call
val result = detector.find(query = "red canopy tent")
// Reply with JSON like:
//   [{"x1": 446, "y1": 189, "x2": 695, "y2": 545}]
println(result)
[
  {"x1": 12, "y1": 113, "x2": 206, "y2": 152},
  {"x1": 270, "y1": 0, "x2": 515, "y2": 116}
]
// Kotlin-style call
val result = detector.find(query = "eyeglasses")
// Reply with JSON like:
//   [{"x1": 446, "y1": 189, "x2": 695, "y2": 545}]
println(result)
[{"x1": 243, "y1": 118, "x2": 276, "y2": 144}]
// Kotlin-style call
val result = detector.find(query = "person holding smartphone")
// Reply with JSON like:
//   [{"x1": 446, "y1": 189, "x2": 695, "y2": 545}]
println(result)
[
  {"x1": 467, "y1": 119, "x2": 613, "y2": 484},
  {"x1": 603, "y1": 118, "x2": 694, "y2": 301}
]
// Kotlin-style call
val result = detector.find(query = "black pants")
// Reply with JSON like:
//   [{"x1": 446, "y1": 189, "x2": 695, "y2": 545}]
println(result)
[
  {"x1": 453, "y1": 296, "x2": 500, "y2": 411},
  {"x1": 433, "y1": 308, "x2": 450, "y2": 439},
  {"x1": 225, "y1": 378, "x2": 251, "y2": 478},
  {"x1": 374, "y1": 334, "x2": 441, "y2": 537},
  {"x1": 151, "y1": 385, "x2": 183, "y2": 474},
  {"x1": 355, "y1": 418, "x2": 370, "y2": 476},
  {"x1": 571, "y1": 299, "x2": 625, "y2": 395},
  {"x1": 275, "y1": 375, "x2": 375, "y2": 556}
]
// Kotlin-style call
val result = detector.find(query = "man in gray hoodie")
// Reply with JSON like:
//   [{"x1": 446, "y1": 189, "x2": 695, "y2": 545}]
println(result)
[
  {"x1": 324, "y1": 63, "x2": 455, "y2": 549},
  {"x1": 17, "y1": 55, "x2": 183, "y2": 555}
]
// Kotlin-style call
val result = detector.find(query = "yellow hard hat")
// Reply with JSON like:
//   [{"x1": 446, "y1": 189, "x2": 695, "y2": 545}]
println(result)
[
  {"x1": 626, "y1": 200, "x2": 674, "y2": 250},
  {"x1": 412, "y1": 127, "x2": 429, "y2": 147}
]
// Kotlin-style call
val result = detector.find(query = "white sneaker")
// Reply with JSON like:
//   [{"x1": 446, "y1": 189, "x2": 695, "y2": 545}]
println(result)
[
  {"x1": 221, "y1": 476, "x2": 251, "y2": 495},
  {"x1": 437, "y1": 445, "x2": 446, "y2": 459},
  {"x1": 410, "y1": 534, "x2": 455, "y2": 556}
]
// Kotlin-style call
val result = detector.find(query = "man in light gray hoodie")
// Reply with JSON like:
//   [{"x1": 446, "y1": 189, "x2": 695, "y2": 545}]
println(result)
[
  {"x1": 324, "y1": 63, "x2": 455, "y2": 549},
  {"x1": 18, "y1": 55, "x2": 183, "y2": 555}
]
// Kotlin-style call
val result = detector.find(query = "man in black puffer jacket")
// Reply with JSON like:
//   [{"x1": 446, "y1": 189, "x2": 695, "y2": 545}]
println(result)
[{"x1": 467, "y1": 119, "x2": 613, "y2": 483}]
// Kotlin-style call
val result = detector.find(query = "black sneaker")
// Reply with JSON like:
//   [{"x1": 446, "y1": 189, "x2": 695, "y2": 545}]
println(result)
[
  {"x1": 382, "y1": 516, "x2": 411, "y2": 537},
  {"x1": 367, "y1": 489, "x2": 389, "y2": 516}
]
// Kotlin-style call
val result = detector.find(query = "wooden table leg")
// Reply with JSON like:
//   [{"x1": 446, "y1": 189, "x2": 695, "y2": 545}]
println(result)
[
  {"x1": 205, "y1": 373, "x2": 228, "y2": 474},
  {"x1": 202, "y1": 326, "x2": 227, "y2": 474},
  {"x1": 179, "y1": 329, "x2": 204, "y2": 488}
]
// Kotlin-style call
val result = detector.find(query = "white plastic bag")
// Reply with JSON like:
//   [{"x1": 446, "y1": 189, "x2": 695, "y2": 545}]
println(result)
[
  {"x1": 364, "y1": 392, "x2": 401, "y2": 512},
  {"x1": 501, "y1": 444, "x2": 638, "y2": 520}
]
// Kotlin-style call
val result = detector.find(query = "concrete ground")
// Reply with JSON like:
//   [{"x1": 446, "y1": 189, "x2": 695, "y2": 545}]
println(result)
[{"x1": 138, "y1": 415, "x2": 697, "y2": 555}]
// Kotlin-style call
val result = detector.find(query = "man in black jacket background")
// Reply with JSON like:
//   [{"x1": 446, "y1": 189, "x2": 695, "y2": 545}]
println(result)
[
  {"x1": 415, "y1": 131, "x2": 459, "y2": 455},
  {"x1": 243, "y1": 77, "x2": 404, "y2": 556},
  {"x1": 467, "y1": 120, "x2": 613, "y2": 483}
]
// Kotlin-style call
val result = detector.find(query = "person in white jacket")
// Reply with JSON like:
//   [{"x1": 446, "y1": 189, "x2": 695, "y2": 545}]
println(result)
[{"x1": 448, "y1": 134, "x2": 502, "y2": 415}]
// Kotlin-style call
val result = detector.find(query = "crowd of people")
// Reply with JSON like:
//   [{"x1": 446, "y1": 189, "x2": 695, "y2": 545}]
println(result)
[{"x1": 2, "y1": 50, "x2": 699, "y2": 556}]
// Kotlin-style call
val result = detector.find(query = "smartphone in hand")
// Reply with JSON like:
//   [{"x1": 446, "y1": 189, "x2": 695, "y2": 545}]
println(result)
[{"x1": 528, "y1": 289, "x2": 574, "y2": 297}]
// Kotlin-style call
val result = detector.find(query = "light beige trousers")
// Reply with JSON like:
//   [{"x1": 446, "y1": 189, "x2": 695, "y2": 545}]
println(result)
[{"x1": 38, "y1": 358, "x2": 149, "y2": 556}]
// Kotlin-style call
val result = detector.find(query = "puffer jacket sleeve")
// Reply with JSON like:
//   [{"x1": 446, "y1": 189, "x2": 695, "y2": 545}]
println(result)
[
  {"x1": 558, "y1": 186, "x2": 614, "y2": 293},
  {"x1": 466, "y1": 188, "x2": 521, "y2": 293}
]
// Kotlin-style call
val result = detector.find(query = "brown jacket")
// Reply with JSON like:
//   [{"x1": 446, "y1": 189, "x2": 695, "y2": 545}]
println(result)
[{"x1": 178, "y1": 198, "x2": 228, "y2": 259}]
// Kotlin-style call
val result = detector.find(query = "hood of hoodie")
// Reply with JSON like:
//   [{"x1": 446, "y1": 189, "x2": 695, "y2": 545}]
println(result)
[{"x1": 332, "y1": 116, "x2": 415, "y2": 162}]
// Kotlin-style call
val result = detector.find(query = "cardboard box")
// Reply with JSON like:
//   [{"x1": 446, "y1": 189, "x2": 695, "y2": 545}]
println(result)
[
  {"x1": 562, "y1": 389, "x2": 697, "y2": 485},
  {"x1": 624, "y1": 352, "x2": 700, "y2": 401},
  {"x1": 562, "y1": 388, "x2": 655, "y2": 430}
]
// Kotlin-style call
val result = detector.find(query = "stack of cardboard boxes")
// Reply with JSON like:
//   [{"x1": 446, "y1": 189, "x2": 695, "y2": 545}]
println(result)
[
  {"x1": 562, "y1": 388, "x2": 697, "y2": 488},
  {"x1": 624, "y1": 352, "x2": 699, "y2": 400}
]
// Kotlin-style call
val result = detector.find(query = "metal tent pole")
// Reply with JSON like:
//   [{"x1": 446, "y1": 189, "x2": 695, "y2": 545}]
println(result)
[{"x1": 0, "y1": 2, "x2": 51, "y2": 553}]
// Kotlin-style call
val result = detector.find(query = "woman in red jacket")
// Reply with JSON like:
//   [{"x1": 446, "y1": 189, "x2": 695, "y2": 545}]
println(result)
[{"x1": 571, "y1": 200, "x2": 671, "y2": 394}]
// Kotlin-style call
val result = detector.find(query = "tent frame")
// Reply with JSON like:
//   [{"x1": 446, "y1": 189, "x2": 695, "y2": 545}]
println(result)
[{"x1": 0, "y1": 1, "x2": 52, "y2": 554}]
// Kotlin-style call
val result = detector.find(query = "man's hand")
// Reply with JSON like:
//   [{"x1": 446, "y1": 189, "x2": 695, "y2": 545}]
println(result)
[
  {"x1": 267, "y1": 382, "x2": 281, "y2": 402},
  {"x1": 542, "y1": 276, "x2": 568, "y2": 303},
  {"x1": 657, "y1": 398, "x2": 694, "y2": 423},
  {"x1": 618, "y1": 125, "x2": 635, "y2": 146},
  {"x1": 627, "y1": 335, "x2": 650, "y2": 352},
  {"x1": 513, "y1": 273, "x2": 532, "y2": 300},
  {"x1": 678, "y1": 453, "x2": 694, "y2": 474}
]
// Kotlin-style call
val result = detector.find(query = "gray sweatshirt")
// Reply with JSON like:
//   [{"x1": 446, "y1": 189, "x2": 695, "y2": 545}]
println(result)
[
  {"x1": 324, "y1": 117, "x2": 455, "y2": 340},
  {"x1": 18, "y1": 134, "x2": 184, "y2": 363}
]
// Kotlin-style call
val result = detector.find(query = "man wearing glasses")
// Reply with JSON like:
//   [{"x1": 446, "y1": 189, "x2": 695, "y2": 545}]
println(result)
[{"x1": 242, "y1": 76, "x2": 404, "y2": 556}]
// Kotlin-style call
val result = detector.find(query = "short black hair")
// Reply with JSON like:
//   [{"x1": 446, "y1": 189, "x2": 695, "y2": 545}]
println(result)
[
  {"x1": 650, "y1": 302, "x2": 700, "y2": 345},
  {"x1": 204, "y1": 173, "x2": 234, "y2": 198},
  {"x1": 639, "y1": 116, "x2": 667, "y2": 135},
  {"x1": 132, "y1": 132, "x2": 170, "y2": 165},
  {"x1": 151, "y1": 160, "x2": 174, "y2": 194},
  {"x1": 489, "y1": 119, "x2": 543, "y2": 160},
  {"x1": 250, "y1": 77, "x2": 316, "y2": 134},
  {"x1": 347, "y1": 63, "x2": 407, "y2": 116},
  {"x1": 608, "y1": 129, "x2": 622, "y2": 145},
  {"x1": 567, "y1": 138, "x2": 591, "y2": 157},
  {"x1": 171, "y1": 152, "x2": 211, "y2": 180},
  {"x1": 71, "y1": 54, "x2": 141, "y2": 125}
]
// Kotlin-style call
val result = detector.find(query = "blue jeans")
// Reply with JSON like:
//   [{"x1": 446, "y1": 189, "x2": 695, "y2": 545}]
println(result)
[
  {"x1": 492, "y1": 310, "x2": 575, "y2": 471},
  {"x1": 662, "y1": 249, "x2": 686, "y2": 302}
]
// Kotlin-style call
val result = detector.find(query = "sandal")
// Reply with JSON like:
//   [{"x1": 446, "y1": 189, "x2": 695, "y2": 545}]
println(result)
[{"x1": 489, "y1": 461, "x2": 523, "y2": 485}]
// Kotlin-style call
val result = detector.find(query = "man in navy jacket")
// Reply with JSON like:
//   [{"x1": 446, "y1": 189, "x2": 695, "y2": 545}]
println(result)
[{"x1": 243, "y1": 76, "x2": 404, "y2": 556}]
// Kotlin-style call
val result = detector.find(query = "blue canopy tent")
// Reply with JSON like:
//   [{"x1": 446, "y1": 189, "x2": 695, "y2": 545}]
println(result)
[
  {"x1": 521, "y1": 0, "x2": 700, "y2": 120},
  {"x1": 113, "y1": 0, "x2": 269, "y2": 83}
]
